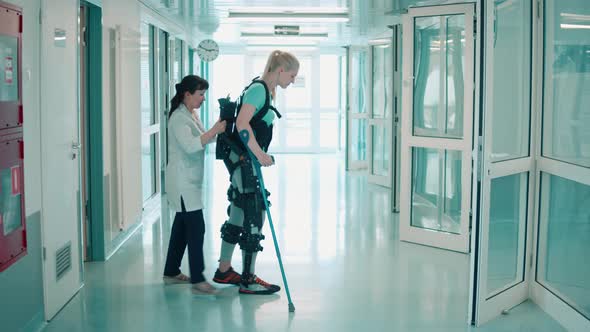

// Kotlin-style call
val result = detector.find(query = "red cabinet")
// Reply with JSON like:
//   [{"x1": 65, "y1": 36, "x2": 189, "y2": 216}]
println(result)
[{"x1": 0, "y1": 2, "x2": 25, "y2": 272}]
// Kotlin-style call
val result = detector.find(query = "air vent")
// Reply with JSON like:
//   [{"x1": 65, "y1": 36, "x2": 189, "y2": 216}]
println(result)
[{"x1": 55, "y1": 242, "x2": 72, "y2": 280}]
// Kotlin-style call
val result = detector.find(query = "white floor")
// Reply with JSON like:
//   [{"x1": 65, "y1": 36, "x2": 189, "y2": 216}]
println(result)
[{"x1": 44, "y1": 154, "x2": 565, "y2": 332}]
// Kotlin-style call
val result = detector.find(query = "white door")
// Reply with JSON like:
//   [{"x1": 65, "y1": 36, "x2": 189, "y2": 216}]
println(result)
[
  {"x1": 368, "y1": 41, "x2": 393, "y2": 187},
  {"x1": 346, "y1": 47, "x2": 369, "y2": 170},
  {"x1": 472, "y1": 0, "x2": 534, "y2": 325},
  {"x1": 40, "y1": 0, "x2": 82, "y2": 320},
  {"x1": 399, "y1": 4, "x2": 475, "y2": 253}
]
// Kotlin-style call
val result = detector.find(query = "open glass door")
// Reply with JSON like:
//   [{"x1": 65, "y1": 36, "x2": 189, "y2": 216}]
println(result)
[
  {"x1": 473, "y1": 0, "x2": 534, "y2": 325},
  {"x1": 346, "y1": 47, "x2": 369, "y2": 170},
  {"x1": 368, "y1": 40, "x2": 393, "y2": 187},
  {"x1": 530, "y1": 0, "x2": 590, "y2": 330},
  {"x1": 399, "y1": 4, "x2": 475, "y2": 253}
]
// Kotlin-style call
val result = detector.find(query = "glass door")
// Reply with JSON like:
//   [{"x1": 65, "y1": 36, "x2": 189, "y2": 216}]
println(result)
[
  {"x1": 368, "y1": 40, "x2": 393, "y2": 187},
  {"x1": 140, "y1": 23, "x2": 159, "y2": 203},
  {"x1": 399, "y1": 4, "x2": 475, "y2": 253},
  {"x1": 530, "y1": 0, "x2": 590, "y2": 330},
  {"x1": 473, "y1": 0, "x2": 534, "y2": 325},
  {"x1": 346, "y1": 47, "x2": 369, "y2": 170}
]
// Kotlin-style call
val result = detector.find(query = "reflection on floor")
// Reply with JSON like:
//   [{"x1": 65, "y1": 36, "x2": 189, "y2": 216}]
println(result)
[{"x1": 44, "y1": 154, "x2": 565, "y2": 332}]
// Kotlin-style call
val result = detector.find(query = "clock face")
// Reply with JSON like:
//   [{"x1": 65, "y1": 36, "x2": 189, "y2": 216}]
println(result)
[{"x1": 197, "y1": 39, "x2": 219, "y2": 62}]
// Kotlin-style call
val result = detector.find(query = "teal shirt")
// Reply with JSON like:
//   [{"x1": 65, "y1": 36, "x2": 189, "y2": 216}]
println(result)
[{"x1": 241, "y1": 83, "x2": 275, "y2": 126}]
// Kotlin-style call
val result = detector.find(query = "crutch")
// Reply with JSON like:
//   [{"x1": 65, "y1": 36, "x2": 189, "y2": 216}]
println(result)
[{"x1": 239, "y1": 129, "x2": 295, "y2": 313}]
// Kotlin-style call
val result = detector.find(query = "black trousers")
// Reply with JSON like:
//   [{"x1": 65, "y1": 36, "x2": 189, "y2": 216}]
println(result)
[{"x1": 163, "y1": 197, "x2": 206, "y2": 283}]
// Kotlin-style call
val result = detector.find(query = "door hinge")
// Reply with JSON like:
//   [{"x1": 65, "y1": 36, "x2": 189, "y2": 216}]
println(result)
[
  {"x1": 42, "y1": 247, "x2": 46, "y2": 261},
  {"x1": 473, "y1": 16, "x2": 477, "y2": 39},
  {"x1": 537, "y1": 0, "x2": 542, "y2": 19},
  {"x1": 85, "y1": 200, "x2": 89, "y2": 219},
  {"x1": 475, "y1": 136, "x2": 483, "y2": 181},
  {"x1": 82, "y1": 26, "x2": 87, "y2": 46}
]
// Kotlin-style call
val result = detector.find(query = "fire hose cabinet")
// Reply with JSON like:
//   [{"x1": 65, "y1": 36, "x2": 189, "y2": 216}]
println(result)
[{"x1": 0, "y1": 2, "x2": 25, "y2": 272}]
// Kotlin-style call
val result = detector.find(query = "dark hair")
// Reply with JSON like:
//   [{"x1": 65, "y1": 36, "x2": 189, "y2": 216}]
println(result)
[{"x1": 169, "y1": 75, "x2": 209, "y2": 118}]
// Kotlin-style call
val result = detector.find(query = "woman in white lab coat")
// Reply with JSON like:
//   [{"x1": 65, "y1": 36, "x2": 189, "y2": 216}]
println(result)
[{"x1": 162, "y1": 75, "x2": 226, "y2": 294}]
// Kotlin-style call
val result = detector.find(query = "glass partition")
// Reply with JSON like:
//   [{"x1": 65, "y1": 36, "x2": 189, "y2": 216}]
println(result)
[
  {"x1": 413, "y1": 15, "x2": 465, "y2": 139},
  {"x1": 542, "y1": 0, "x2": 590, "y2": 168},
  {"x1": 140, "y1": 23, "x2": 156, "y2": 202},
  {"x1": 411, "y1": 147, "x2": 462, "y2": 234},
  {"x1": 372, "y1": 44, "x2": 393, "y2": 119},
  {"x1": 491, "y1": 1, "x2": 532, "y2": 161},
  {"x1": 536, "y1": 0, "x2": 590, "y2": 321},
  {"x1": 371, "y1": 126, "x2": 388, "y2": 177},
  {"x1": 486, "y1": 173, "x2": 528, "y2": 296},
  {"x1": 537, "y1": 173, "x2": 590, "y2": 319}
]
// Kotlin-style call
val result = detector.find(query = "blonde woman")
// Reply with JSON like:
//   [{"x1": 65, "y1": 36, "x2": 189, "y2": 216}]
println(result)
[{"x1": 214, "y1": 50, "x2": 299, "y2": 294}]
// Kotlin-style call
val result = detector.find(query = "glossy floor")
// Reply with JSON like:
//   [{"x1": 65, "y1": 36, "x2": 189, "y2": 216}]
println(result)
[{"x1": 44, "y1": 154, "x2": 565, "y2": 332}]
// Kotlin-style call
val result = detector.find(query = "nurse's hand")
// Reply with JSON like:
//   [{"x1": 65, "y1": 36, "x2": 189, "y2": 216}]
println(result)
[{"x1": 213, "y1": 119, "x2": 227, "y2": 134}]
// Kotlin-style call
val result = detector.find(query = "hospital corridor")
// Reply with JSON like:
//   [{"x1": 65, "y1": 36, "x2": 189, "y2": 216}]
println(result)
[{"x1": 0, "y1": 0, "x2": 588, "y2": 331}]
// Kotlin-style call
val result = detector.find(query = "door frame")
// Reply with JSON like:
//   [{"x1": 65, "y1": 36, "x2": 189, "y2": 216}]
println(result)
[
  {"x1": 399, "y1": 3, "x2": 477, "y2": 253},
  {"x1": 79, "y1": 1, "x2": 105, "y2": 262},
  {"x1": 391, "y1": 24, "x2": 402, "y2": 213}
]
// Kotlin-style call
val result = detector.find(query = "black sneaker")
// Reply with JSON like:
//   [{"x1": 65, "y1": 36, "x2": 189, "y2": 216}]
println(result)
[
  {"x1": 213, "y1": 267, "x2": 242, "y2": 285},
  {"x1": 239, "y1": 275, "x2": 281, "y2": 295}
]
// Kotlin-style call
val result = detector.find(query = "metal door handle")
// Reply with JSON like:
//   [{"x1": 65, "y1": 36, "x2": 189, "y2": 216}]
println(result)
[{"x1": 72, "y1": 142, "x2": 81, "y2": 149}]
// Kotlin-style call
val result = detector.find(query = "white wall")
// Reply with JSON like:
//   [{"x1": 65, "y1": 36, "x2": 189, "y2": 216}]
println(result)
[
  {"x1": 99, "y1": 0, "x2": 197, "y2": 245},
  {"x1": 101, "y1": 0, "x2": 143, "y2": 239}
]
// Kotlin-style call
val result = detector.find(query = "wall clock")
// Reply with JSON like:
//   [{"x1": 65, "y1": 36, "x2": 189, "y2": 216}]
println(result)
[{"x1": 197, "y1": 39, "x2": 219, "y2": 62}]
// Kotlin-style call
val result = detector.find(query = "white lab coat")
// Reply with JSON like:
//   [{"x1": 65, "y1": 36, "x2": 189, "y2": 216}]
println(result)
[{"x1": 166, "y1": 103, "x2": 207, "y2": 212}]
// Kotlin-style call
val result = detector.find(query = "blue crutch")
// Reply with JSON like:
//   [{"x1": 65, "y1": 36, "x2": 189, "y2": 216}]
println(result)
[{"x1": 239, "y1": 129, "x2": 295, "y2": 313}]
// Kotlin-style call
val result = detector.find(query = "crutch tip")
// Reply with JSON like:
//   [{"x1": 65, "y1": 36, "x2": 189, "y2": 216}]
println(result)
[{"x1": 288, "y1": 303, "x2": 296, "y2": 312}]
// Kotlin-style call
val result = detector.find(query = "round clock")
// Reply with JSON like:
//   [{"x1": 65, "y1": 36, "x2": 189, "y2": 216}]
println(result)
[{"x1": 197, "y1": 39, "x2": 219, "y2": 62}]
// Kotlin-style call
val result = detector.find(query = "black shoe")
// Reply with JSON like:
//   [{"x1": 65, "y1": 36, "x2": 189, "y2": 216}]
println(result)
[{"x1": 239, "y1": 275, "x2": 281, "y2": 295}]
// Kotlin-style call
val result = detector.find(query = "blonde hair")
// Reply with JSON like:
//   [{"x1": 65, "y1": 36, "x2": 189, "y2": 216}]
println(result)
[
  {"x1": 263, "y1": 50, "x2": 299, "y2": 99},
  {"x1": 263, "y1": 50, "x2": 300, "y2": 74}
]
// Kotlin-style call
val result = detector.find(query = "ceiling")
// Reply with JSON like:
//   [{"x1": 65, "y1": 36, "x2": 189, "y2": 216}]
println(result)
[{"x1": 140, "y1": 0, "x2": 409, "y2": 48}]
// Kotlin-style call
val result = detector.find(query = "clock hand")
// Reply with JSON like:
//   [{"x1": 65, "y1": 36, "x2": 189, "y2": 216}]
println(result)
[{"x1": 198, "y1": 46, "x2": 215, "y2": 52}]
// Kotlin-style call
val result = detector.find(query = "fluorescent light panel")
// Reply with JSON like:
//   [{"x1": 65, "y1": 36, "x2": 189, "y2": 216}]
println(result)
[
  {"x1": 227, "y1": 6, "x2": 349, "y2": 22},
  {"x1": 560, "y1": 23, "x2": 590, "y2": 29},
  {"x1": 368, "y1": 38, "x2": 391, "y2": 45},
  {"x1": 560, "y1": 13, "x2": 590, "y2": 22},
  {"x1": 241, "y1": 27, "x2": 329, "y2": 34},
  {"x1": 246, "y1": 46, "x2": 318, "y2": 53},
  {"x1": 246, "y1": 39, "x2": 318, "y2": 46},
  {"x1": 241, "y1": 32, "x2": 328, "y2": 38}
]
